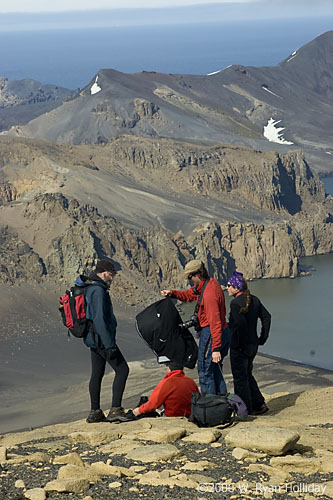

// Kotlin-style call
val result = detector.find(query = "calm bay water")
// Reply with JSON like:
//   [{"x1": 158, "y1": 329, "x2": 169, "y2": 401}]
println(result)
[{"x1": 240, "y1": 253, "x2": 333, "y2": 371}]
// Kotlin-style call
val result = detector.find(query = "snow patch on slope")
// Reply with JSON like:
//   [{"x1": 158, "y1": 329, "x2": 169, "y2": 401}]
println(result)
[
  {"x1": 262, "y1": 86, "x2": 281, "y2": 98},
  {"x1": 91, "y1": 76, "x2": 102, "y2": 95},
  {"x1": 263, "y1": 118, "x2": 294, "y2": 145},
  {"x1": 287, "y1": 50, "x2": 298, "y2": 63},
  {"x1": 207, "y1": 70, "x2": 222, "y2": 76}
]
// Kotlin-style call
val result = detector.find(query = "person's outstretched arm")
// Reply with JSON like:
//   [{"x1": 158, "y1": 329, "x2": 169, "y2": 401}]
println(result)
[{"x1": 133, "y1": 379, "x2": 170, "y2": 416}]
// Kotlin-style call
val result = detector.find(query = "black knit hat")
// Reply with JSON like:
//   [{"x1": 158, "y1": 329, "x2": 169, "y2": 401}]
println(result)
[
  {"x1": 167, "y1": 362, "x2": 184, "y2": 371},
  {"x1": 95, "y1": 259, "x2": 116, "y2": 274}
]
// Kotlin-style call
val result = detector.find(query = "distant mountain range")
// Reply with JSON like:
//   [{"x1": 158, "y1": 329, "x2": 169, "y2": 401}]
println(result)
[
  {"x1": 0, "y1": 76, "x2": 74, "y2": 133},
  {"x1": 3, "y1": 31, "x2": 333, "y2": 174}
]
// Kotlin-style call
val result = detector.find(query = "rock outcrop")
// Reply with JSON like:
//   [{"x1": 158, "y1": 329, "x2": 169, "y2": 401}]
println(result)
[
  {"x1": 88, "y1": 137, "x2": 326, "y2": 214},
  {"x1": 225, "y1": 425, "x2": 300, "y2": 455},
  {"x1": 0, "y1": 76, "x2": 74, "y2": 133},
  {"x1": 0, "y1": 189, "x2": 332, "y2": 303},
  {"x1": 0, "y1": 136, "x2": 331, "y2": 299},
  {"x1": 0, "y1": 77, "x2": 73, "y2": 109},
  {"x1": 0, "y1": 226, "x2": 44, "y2": 283}
]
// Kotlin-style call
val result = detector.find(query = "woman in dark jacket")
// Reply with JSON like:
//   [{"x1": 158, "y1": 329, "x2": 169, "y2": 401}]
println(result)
[{"x1": 227, "y1": 271, "x2": 271, "y2": 415}]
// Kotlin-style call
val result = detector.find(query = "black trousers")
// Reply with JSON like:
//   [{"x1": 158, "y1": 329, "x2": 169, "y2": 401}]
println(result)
[
  {"x1": 230, "y1": 344, "x2": 264, "y2": 414},
  {"x1": 89, "y1": 346, "x2": 129, "y2": 410}
]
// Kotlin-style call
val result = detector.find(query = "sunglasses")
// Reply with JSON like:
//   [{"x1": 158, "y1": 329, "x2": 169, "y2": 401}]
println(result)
[{"x1": 227, "y1": 283, "x2": 232, "y2": 287}]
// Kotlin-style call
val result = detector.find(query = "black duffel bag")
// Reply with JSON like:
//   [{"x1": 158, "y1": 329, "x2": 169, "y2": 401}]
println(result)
[{"x1": 189, "y1": 393, "x2": 236, "y2": 428}]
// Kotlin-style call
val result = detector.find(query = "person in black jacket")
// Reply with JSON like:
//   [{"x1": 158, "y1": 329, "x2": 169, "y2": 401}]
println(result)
[
  {"x1": 227, "y1": 271, "x2": 271, "y2": 415},
  {"x1": 75, "y1": 259, "x2": 133, "y2": 423}
]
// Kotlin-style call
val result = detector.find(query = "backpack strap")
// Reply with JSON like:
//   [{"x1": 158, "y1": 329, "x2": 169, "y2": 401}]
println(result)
[
  {"x1": 217, "y1": 409, "x2": 237, "y2": 429},
  {"x1": 194, "y1": 278, "x2": 210, "y2": 315}
]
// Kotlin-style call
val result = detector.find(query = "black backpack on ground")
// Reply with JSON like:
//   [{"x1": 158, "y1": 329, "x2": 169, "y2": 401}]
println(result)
[
  {"x1": 59, "y1": 285, "x2": 92, "y2": 338},
  {"x1": 189, "y1": 393, "x2": 237, "y2": 429},
  {"x1": 135, "y1": 297, "x2": 198, "y2": 369}
]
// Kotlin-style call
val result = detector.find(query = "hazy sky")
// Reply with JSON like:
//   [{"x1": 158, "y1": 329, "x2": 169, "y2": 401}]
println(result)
[
  {"x1": 1, "y1": 0, "x2": 332, "y2": 31},
  {"x1": 1, "y1": 0, "x2": 254, "y2": 13},
  {"x1": 2, "y1": 0, "x2": 331, "y2": 13}
]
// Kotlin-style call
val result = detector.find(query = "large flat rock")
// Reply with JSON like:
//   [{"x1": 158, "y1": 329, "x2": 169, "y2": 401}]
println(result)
[
  {"x1": 225, "y1": 425, "x2": 300, "y2": 455},
  {"x1": 125, "y1": 443, "x2": 181, "y2": 462}
]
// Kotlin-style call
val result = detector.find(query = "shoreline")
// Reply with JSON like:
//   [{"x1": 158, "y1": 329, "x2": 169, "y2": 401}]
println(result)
[{"x1": 1, "y1": 351, "x2": 332, "y2": 436}]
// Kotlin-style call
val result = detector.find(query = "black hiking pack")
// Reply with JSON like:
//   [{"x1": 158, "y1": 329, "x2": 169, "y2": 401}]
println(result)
[
  {"x1": 189, "y1": 393, "x2": 247, "y2": 429},
  {"x1": 59, "y1": 285, "x2": 92, "y2": 338}
]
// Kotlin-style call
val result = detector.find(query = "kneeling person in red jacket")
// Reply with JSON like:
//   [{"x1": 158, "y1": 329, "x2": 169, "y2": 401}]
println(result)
[{"x1": 132, "y1": 363, "x2": 199, "y2": 417}]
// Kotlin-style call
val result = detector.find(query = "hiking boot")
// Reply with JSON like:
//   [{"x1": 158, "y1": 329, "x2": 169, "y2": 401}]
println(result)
[
  {"x1": 105, "y1": 407, "x2": 137, "y2": 423},
  {"x1": 86, "y1": 409, "x2": 105, "y2": 423},
  {"x1": 250, "y1": 403, "x2": 269, "y2": 416},
  {"x1": 123, "y1": 409, "x2": 137, "y2": 421}
]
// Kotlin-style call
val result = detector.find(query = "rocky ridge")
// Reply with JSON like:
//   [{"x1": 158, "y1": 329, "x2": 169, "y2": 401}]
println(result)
[
  {"x1": 0, "y1": 191, "x2": 332, "y2": 305},
  {"x1": 0, "y1": 77, "x2": 74, "y2": 134},
  {"x1": 0, "y1": 136, "x2": 332, "y2": 303},
  {"x1": 3, "y1": 32, "x2": 333, "y2": 173},
  {"x1": 0, "y1": 77, "x2": 73, "y2": 109},
  {"x1": 0, "y1": 136, "x2": 326, "y2": 216},
  {"x1": 0, "y1": 385, "x2": 333, "y2": 499}
]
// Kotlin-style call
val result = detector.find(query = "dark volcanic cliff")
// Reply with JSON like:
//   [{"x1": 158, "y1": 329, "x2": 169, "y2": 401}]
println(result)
[{"x1": 0, "y1": 136, "x2": 331, "y2": 303}]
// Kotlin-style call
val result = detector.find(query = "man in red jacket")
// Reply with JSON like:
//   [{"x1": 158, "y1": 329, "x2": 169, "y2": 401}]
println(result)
[
  {"x1": 161, "y1": 260, "x2": 230, "y2": 395},
  {"x1": 132, "y1": 363, "x2": 199, "y2": 417}
]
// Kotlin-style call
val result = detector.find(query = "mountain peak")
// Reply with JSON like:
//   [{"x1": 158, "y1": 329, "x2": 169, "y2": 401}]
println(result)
[{"x1": 279, "y1": 30, "x2": 333, "y2": 100}]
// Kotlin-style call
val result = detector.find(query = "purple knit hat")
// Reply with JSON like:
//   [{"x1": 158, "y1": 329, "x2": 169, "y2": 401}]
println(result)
[{"x1": 228, "y1": 271, "x2": 245, "y2": 290}]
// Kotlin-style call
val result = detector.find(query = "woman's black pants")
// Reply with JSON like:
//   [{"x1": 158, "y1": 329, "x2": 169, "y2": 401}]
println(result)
[
  {"x1": 89, "y1": 346, "x2": 129, "y2": 410},
  {"x1": 230, "y1": 344, "x2": 264, "y2": 414}
]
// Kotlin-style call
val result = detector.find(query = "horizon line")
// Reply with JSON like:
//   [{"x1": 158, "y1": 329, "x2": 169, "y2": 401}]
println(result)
[{"x1": 1, "y1": 0, "x2": 331, "y2": 16}]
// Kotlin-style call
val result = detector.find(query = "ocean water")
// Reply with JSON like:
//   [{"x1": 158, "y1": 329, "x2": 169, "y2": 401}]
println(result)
[
  {"x1": 1, "y1": 17, "x2": 333, "y2": 89},
  {"x1": 322, "y1": 176, "x2": 333, "y2": 196}
]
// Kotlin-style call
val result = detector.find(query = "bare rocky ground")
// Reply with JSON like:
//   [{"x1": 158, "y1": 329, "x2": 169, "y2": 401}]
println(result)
[{"x1": 0, "y1": 382, "x2": 333, "y2": 500}]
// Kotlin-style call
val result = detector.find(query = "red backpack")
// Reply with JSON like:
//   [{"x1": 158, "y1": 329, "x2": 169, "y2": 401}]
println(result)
[{"x1": 59, "y1": 285, "x2": 92, "y2": 338}]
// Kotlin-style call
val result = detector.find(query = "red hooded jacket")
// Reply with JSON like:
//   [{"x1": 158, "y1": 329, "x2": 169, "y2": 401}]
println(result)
[{"x1": 138, "y1": 370, "x2": 199, "y2": 417}]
